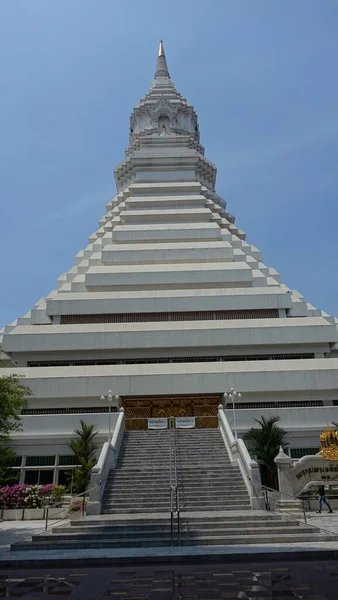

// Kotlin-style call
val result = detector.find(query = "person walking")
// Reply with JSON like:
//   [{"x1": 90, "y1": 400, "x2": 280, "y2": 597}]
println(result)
[{"x1": 317, "y1": 485, "x2": 333, "y2": 513}]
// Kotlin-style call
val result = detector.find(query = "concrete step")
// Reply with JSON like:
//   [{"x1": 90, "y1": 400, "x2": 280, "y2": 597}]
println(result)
[
  {"x1": 117, "y1": 462, "x2": 171, "y2": 467},
  {"x1": 179, "y1": 494, "x2": 249, "y2": 501},
  {"x1": 104, "y1": 490, "x2": 247, "y2": 499},
  {"x1": 103, "y1": 495, "x2": 171, "y2": 502},
  {"x1": 106, "y1": 477, "x2": 170, "y2": 484},
  {"x1": 180, "y1": 533, "x2": 338, "y2": 545},
  {"x1": 177, "y1": 480, "x2": 246, "y2": 492},
  {"x1": 12, "y1": 531, "x2": 337, "y2": 552},
  {"x1": 69, "y1": 514, "x2": 288, "y2": 528},
  {"x1": 56, "y1": 518, "x2": 304, "y2": 534},
  {"x1": 12, "y1": 537, "x2": 173, "y2": 551},
  {"x1": 102, "y1": 507, "x2": 171, "y2": 514},
  {"x1": 180, "y1": 502, "x2": 251, "y2": 509},
  {"x1": 107, "y1": 473, "x2": 170, "y2": 479},
  {"x1": 106, "y1": 480, "x2": 236, "y2": 487},
  {"x1": 36, "y1": 525, "x2": 318, "y2": 543}
]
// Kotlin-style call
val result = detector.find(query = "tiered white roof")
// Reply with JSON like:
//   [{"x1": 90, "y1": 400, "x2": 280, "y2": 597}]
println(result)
[{"x1": 2, "y1": 42, "x2": 338, "y2": 415}]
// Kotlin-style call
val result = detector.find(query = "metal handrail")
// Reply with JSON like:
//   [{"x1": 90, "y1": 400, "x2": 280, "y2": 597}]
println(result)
[
  {"x1": 168, "y1": 416, "x2": 181, "y2": 546},
  {"x1": 257, "y1": 482, "x2": 323, "y2": 528},
  {"x1": 259, "y1": 482, "x2": 338, "y2": 537},
  {"x1": 122, "y1": 416, "x2": 179, "y2": 545},
  {"x1": 169, "y1": 416, "x2": 177, "y2": 545},
  {"x1": 43, "y1": 483, "x2": 101, "y2": 532},
  {"x1": 177, "y1": 488, "x2": 181, "y2": 546}
]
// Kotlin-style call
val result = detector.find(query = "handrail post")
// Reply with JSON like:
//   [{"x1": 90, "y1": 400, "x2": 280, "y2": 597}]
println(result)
[
  {"x1": 176, "y1": 488, "x2": 180, "y2": 547},
  {"x1": 168, "y1": 415, "x2": 180, "y2": 546},
  {"x1": 45, "y1": 506, "x2": 49, "y2": 532},
  {"x1": 169, "y1": 416, "x2": 174, "y2": 546},
  {"x1": 170, "y1": 487, "x2": 174, "y2": 546},
  {"x1": 302, "y1": 498, "x2": 307, "y2": 524},
  {"x1": 260, "y1": 482, "x2": 310, "y2": 526},
  {"x1": 264, "y1": 487, "x2": 270, "y2": 511}
]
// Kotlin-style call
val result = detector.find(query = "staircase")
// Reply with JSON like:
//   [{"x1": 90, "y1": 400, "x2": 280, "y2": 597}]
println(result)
[
  {"x1": 176, "y1": 429, "x2": 250, "y2": 511},
  {"x1": 101, "y1": 428, "x2": 250, "y2": 514},
  {"x1": 102, "y1": 430, "x2": 171, "y2": 514},
  {"x1": 11, "y1": 427, "x2": 338, "y2": 552}
]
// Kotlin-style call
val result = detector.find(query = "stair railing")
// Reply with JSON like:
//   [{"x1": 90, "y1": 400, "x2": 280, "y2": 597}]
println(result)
[
  {"x1": 177, "y1": 487, "x2": 181, "y2": 546},
  {"x1": 169, "y1": 416, "x2": 180, "y2": 546},
  {"x1": 245, "y1": 480, "x2": 338, "y2": 541}
]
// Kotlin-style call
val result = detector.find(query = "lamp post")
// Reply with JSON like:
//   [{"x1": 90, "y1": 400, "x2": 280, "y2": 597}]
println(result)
[
  {"x1": 101, "y1": 390, "x2": 120, "y2": 442},
  {"x1": 223, "y1": 387, "x2": 242, "y2": 439}
]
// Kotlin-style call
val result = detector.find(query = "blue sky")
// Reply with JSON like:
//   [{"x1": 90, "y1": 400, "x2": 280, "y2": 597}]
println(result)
[{"x1": 1, "y1": 0, "x2": 338, "y2": 329}]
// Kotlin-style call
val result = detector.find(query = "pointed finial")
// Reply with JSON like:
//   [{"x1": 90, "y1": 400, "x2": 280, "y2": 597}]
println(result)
[
  {"x1": 158, "y1": 40, "x2": 165, "y2": 57},
  {"x1": 155, "y1": 40, "x2": 170, "y2": 79}
]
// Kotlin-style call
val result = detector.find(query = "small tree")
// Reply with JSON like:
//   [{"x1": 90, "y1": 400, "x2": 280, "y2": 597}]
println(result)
[
  {"x1": 0, "y1": 373, "x2": 31, "y2": 442},
  {"x1": 243, "y1": 416, "x2": 288, "y2": 489},
  {"x1": 68, "y1": 421, "x2": 98, "y2": 494},
  {"x1": 0, "y1": 357, "x2": 31, "y2": 485},
  {"x1": 0, "y1": 447, "x2": 20, "y2": 486}
]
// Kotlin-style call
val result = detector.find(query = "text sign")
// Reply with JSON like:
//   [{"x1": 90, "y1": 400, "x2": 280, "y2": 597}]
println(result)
[
  {"x1": 148, "y1": 418, "x2": 168, "y2": 430},
  {"x1": 176, "y1": 417, "x2": 195, "y2": 429}
]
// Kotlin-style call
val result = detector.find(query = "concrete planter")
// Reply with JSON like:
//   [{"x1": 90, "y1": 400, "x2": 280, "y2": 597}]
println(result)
[
  {"x1": 69, "y1": 511, "x2": 83, "y2": 522},
  {"x1": 45, "y1": 507, "x2": 68, "y2": 520},
  {"x1": 23, "y1": 508, "x2": 45, "y2": 520},
  {"x1": 2, "y1": 509, "x2": 24, "y2": 521}
]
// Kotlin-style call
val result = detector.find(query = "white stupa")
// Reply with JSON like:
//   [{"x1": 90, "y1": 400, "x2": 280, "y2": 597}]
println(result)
[{"x1": 1, "y1": 42, "x2": 338, "y2": 484}]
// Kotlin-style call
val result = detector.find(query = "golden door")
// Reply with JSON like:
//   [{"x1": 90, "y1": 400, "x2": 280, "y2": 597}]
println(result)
[{"x1": 123, "y1": 395, "x2": 220, "y2": 430}]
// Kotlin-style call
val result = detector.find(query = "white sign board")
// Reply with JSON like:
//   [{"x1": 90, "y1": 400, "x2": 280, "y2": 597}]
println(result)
[
  {"x1": 176, "y1": 417, "x2": 196, "y2": 429},
  {"x1": 148, "y1": 418, "x2": 168, "y2": 430}
]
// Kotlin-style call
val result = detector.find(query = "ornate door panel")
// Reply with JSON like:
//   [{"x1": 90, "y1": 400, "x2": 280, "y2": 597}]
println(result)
[
  {"x1": 193, "y1": 396, "x2": 219, "y2": 429},
  {"x1": 124, "y1": 398, "x2": 152, "y2": 431},
  {"x1": 123, "y1": 395, "x2": 220, "y2": 430}
]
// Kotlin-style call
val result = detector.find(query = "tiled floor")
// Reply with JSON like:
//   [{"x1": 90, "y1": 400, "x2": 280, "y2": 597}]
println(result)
[{"x1": 0, "y1": 560, "x2": 337, "y2": 599}]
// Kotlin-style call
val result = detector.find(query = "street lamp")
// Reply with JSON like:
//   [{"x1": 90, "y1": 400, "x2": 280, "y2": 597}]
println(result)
[
  {"x1": 101, "y1": 390, "x2": 120, "y2": 442},
  {"x1": 223, "y1": 387, "x2": 242, "y2": 439}
]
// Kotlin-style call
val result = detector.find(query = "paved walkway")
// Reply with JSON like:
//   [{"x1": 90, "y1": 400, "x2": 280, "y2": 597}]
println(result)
[{"x1": 0, "y1": 519, "x2": 67, "y2": 560}]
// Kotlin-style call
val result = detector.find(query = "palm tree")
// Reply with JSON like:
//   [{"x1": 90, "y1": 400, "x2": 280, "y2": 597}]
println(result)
[
  {"x1": 243, "y1": 416, "x2": 288, "y2": 489},
  {"x1": 68, "y1": 421, "x2": 98, "y2": 494}
]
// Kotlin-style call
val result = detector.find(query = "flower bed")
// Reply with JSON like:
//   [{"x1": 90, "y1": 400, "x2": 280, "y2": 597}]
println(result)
[{"x1": 0, "y1": 484, "x2": 65, "y2": 510}]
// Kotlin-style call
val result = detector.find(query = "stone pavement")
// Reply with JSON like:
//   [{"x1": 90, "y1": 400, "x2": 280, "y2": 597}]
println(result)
[
  {"x1": 0, "y1": 519, "x2": 67, "y2": 561},
  {"x1": 1, "y1": 559, "x2": 338, "y2": 598}
]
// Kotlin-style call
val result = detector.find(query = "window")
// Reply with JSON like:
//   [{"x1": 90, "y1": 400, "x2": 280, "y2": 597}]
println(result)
[
  {"x1": 57, "y1": 469, "x2": 74, "y2": 491},
  {"x1": 290, "y1": 447, "x2": 320, "y2": 459},
  {"x1": 232, "y1": 401, "x2": 323, "y2": 409},
  {"x1": 24, "y1": 470, "x2": 54, "y2": 485},
  {"x1": 25, "y1": 456, "x2": 56, "y2": 467},
  {"x1": 60, "y1": 309, "x2": 280, "y2": 324},
  {"x1": 59, "y1": 455, "x2": 77, "y2": 466},
  {"x1": 27, "y1": 352, "x2": 314, "y2": 370}
]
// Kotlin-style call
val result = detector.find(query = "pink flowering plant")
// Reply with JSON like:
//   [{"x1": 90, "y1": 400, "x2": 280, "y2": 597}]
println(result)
[
  {"x1": 0, "y1": 484, "x2": 65, "y2": 510},
  {"x1": 68, "y1": 497, "x2": 87, "y2": 515}
]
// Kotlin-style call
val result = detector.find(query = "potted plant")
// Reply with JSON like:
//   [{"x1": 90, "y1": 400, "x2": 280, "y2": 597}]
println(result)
[{"x1": 68, "y1": 497, "x2": 87, "y2": 520}]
